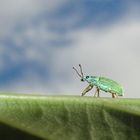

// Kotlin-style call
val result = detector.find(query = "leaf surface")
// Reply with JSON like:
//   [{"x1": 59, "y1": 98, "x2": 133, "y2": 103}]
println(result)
[{"x1": 0, "y1": 94, "x2": 140, "y2": 140}]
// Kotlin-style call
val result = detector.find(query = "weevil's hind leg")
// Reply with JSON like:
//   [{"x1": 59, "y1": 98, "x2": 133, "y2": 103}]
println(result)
[
  {"x1": 81, "y1": 85, "x2": 93, "y2": 96},
  {"x1": 94, "y1": 88, "x2": 100, "y2": 97},
  {"x1": 97, "y1": 88, "x2": 100, "y2": 97},
  {"x1": 112, "y1": 93, "x2": 116, "y2": 98}
]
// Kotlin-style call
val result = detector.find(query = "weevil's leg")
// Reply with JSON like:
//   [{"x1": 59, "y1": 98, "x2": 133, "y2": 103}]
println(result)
[
  {"x1": 112, "y1": 93, "x2": 116, "y2": 98},
  {"x1": 93, "y1": 91, "x2": 97, "y2": 97},
  {"x1": 81, "y1": 85, "x2": 93, "y2": 96},
  {"x1": 115, "y1": 94, "x2": 118, "y2": 98},
  {"x1": 97, "y1": 88, "x2": 100, "y2": 97},
  {"x1": 94, "y1": 88, "x2": 100, "y2": 97}
]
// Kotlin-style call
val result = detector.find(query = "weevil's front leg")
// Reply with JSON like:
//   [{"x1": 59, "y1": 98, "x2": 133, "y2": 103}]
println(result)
[
  {"x1": 94, "y1": 88, "x2": 100, "y2": 97},
  {"x1": 81, "y1": 85, "x2": 93, "y2": 96}
]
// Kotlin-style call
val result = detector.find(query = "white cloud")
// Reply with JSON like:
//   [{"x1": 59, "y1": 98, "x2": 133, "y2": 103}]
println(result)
[{"x1": 0, "y1": 0, "x2": 65, "y2": 37}]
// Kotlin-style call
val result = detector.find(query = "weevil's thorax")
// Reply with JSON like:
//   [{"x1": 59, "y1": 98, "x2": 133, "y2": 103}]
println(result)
[{"x1": 83, "y1": 76, "x2": 99, "y2": 86}]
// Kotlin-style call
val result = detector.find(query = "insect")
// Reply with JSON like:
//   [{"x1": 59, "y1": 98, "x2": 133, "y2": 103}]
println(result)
[{"x1": 73, "y1": 64, "x2": 124, "y2": 98}]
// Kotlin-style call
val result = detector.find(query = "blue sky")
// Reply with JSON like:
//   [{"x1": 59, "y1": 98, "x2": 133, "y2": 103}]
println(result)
[{"x1": 0, "y1": 0, "x2": 140, "y2": 98}]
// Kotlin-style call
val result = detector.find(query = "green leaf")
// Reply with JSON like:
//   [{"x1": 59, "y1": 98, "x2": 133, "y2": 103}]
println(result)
[{"x1": 0, "y1": 94, "x2": 140, "y2": 140}]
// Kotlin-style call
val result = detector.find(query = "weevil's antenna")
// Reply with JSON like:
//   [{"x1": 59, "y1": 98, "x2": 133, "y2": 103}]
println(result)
[
  {"x1": 73, "y1": 66, "x2": 82, "y2": 78},
  {"x1": 79, "y1": 64, "x2": 84, "y2": 77}
]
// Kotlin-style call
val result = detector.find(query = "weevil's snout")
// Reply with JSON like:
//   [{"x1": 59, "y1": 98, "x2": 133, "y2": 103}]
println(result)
[{"x1": 81, "y1": 78, "x2": 84, "y2": 82}]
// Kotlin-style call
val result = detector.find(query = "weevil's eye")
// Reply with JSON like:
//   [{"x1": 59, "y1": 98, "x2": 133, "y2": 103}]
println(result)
[{"x1": 86, "y1": 76, "x2": 89, "y2": 79}]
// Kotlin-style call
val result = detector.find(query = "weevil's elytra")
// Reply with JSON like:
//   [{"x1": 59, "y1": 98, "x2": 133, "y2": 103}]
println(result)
[{"x1": 73, "y1": 64, "x2": 124, "y2": 98}]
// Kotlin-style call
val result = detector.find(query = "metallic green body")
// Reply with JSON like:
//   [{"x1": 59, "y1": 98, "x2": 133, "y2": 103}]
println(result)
[{"x1": 83, "y1": 76, "x2": 123, "y2": 96}]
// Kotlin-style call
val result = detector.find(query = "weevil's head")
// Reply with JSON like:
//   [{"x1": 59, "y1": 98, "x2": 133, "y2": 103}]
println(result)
[
  {"x1": 73, "y1": 64, "x2": 87, "y2": 82},
  {"x1": 73, "y1": 65, "x2": 98, "y2": 85},
  {"x1": 81, "y1": 76, "x2": 91, "y2": 83},
  {"x1": 81, "y1": 76, "x2": 90, "y2": 82},
  {"x1": 73, "y1": 64, "x2": 92, "y2": 83}
]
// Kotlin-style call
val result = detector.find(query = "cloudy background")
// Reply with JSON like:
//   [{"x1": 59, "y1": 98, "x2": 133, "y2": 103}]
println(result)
[{"x1": 0, "y1": 0, "x2": 140, "y2": 98}]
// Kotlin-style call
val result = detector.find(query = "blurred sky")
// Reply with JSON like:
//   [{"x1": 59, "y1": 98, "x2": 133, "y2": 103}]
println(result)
[{"x1": 0, "y1": 0, "x2": 140, "y2": 98}]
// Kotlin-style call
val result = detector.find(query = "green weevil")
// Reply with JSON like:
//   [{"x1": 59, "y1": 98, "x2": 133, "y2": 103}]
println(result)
[{"x1": 73, "y1": 64, "x2": 124, "y2": 98}]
